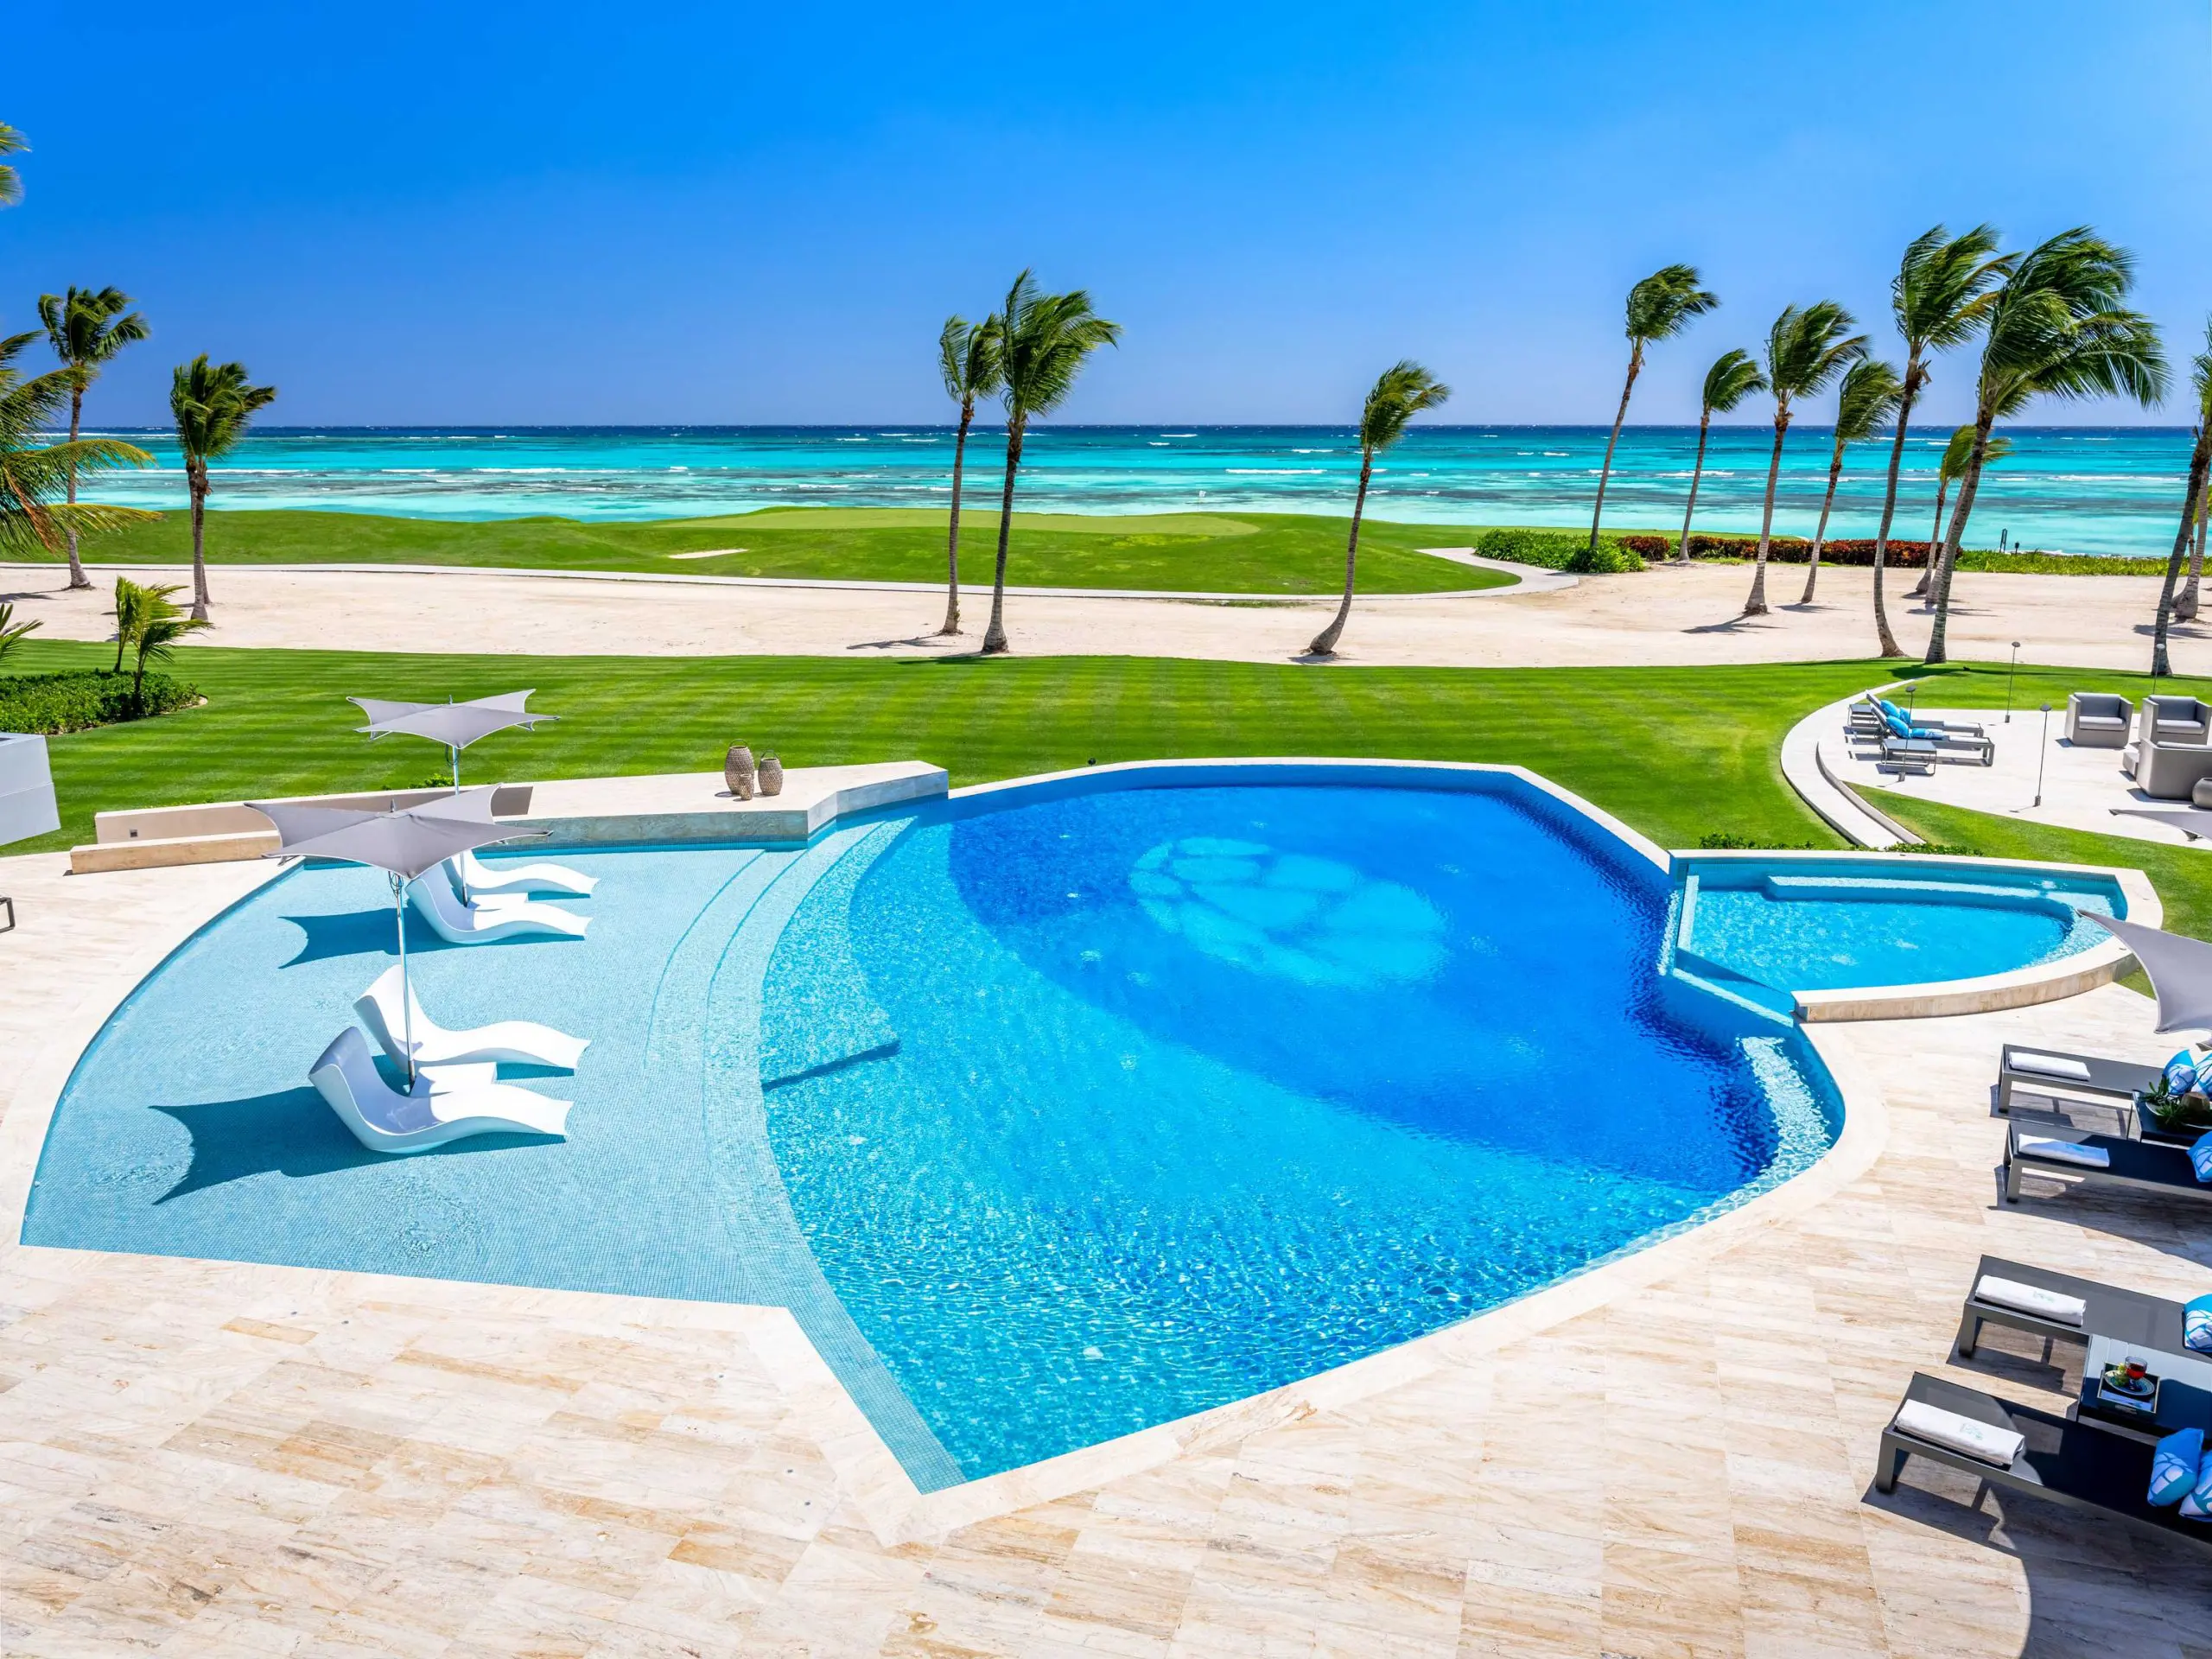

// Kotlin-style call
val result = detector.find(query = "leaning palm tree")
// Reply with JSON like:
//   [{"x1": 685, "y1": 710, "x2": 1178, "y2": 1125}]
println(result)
[
  {"x1": 1910, "y1": 425, "x2": 2010, "y2": 600},
  {"x1": 2152, "y1": 321, "x2": 2212, "y2": 676},
  {"x1": 1588, "y1": 264, "x2": 1716, "y2": 560},
  {"x1": 1924, "y1": 228, "x2": 2166, "y2": 664},
  {"x1": 0, "y1": 123, "x2": 24, "y2": 207},
  {"x1": 0, "y1": 330, "x2": 154, "y2": 560},
  {"x1": 1866, "y1": 226, "x2": 2011, "y2": 657},
  {"x1": 1674, "y1": 349, "x2": 1764, "y2": 564},
  {"x1": 169, "y1": 355, "x2": 277, "y2": 623},
  {"x1": 1742, "y1": 303, "x2": 1865, "y2": 615},
  {"x1": 934, "y1": 314, "x2": 1001, "y2": 636},
  {"x1": 1798, "y1": 359, "x2": 1901, "y2": 604},
  {"x1": 2178, "y1": 477, "x2": 2209, "y2": 622},
  {"x1": 1306, "y1": 361, "x2": 1452, "y2": 658},
  {"x1": 981, "y1": 272, "x2": 1119, "y2": 656},
  {"x1": 39, "y1": 287, "x2": 150, "y2": 591}
]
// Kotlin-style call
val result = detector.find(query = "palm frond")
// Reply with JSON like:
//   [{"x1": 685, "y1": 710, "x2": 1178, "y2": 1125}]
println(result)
[
  {"x1": 1834, "y1": 358, "x2": 1904, "y2": 442},
  {"x1": 1974, "y1": 227, "x2": 2167, "y2": 416},
  {"x1": 1893, "y1": 222, "x2": 2012, "y2": 354},
  {"x1": 1763, "y1": 302, "x2": 1864, "y2": 406},
  {"x1": 1701, "y1": 348, "x2": 1765, "y2": 414},
  {"x1": 1357, "y1": 360, "x2": 1452, "y2": 453},
  {"x1": 1625, "y1": 264, "x2": 1719, "y2": 345},
  {"x1": 938, "y1": 314, "x2": 1001, "y2": 404},
  {"x1": 170, "y1": 355, "x2": 280, "y2": 463},
  {"x1": 2190, "y1": 315, "x2": 2212, "y2": 421},
  {"x1": 0, "y1": 121, "x2": 22, "y2": 208},
  {"x1": 39, "y1": 286, "x2": 150, "y2": 372},
  {"x1": 998, "y1": 277, "x2": 1120, "y2": 425}
]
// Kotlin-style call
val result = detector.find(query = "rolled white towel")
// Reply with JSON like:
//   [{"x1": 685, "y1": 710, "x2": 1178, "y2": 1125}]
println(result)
[
  {"x1": 1895, "y1": 1401, "x2": 2024, "y2": 1468},
  {"x1": 1974, "y1": 1275, "x2": 2086, "y2": 1326},
  {"x1": 2008, "y1": 1051, "x2": 2092, "y2": 1082},
  {"x1": 2017, "y1": 1135, "x2": 2112, "y2": 1169}
]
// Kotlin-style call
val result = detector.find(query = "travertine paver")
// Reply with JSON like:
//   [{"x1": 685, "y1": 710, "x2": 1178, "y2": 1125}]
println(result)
[{"x1": 2, "y1": 845, "x2": 2209, "y2": 1656}]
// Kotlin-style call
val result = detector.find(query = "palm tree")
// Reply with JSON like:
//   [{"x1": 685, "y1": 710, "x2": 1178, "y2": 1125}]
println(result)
[
  {"x1": 934, "y1": 314, "x2": 1001, "y2": 636},
  {"x1": 981, "y1": 272, "x2": 1119, "y2": 656},
  {"x1": 0, "y1": 123, "x2": 24, "y2": 207},
  {"x1": 38, "y1": 287, "x2": 150, "y2": 591},
  {"x1": 1797, "y1": 359, "x2": 1901, "y2": 604},
  {"x1": 2152, "y1": 321, "x2": 2212, "y2": 676},
  {"x1": 0, "y1": 601, "x2": 39, "y2": 664},
  {"x1": 1742, "y1": 303, "x2": 1865, "y2": 615},
  {"x1": 127, "y1": 582, "x2": 206, "y2": 709},
  {"x1": 0, "y1": 331, "x2": 153, "y2": 560},
  {"x1": 1306, "y1": 361, "x2": 1452, "y2": 658},
  {"x1": 1910, "y1": 425, "x2": 2010, "y2": 600},
  {"x1": 1674, "y1": 349, "x2": 1764, "y2": 564},
  {"x1": 1866, "y1": 226, "x2": 2011, "y2": 658},
  {"x1": 169, "y1": 355, "x2": 277, "y2": 623},
  {"x1": 1924, "y1": 228, "x2": 2166, "y2": 664},
  {"x1": 111, "y1": 575, "x2": 156, "y2": 672},
  {"x1": 1588, "y1": 264, "x2": 1717, "y2": 559}
]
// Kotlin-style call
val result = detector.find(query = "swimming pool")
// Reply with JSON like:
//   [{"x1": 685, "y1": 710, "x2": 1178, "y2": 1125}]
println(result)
[
  {"x1": 1675, "y1": 855, "x2": 2126, "y2": 995},
  {"x1": 27, "y1": 766, "x2": 1839, "y2": 1487}
]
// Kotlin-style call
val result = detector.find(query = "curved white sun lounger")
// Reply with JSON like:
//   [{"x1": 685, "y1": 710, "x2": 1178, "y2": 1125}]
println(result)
[
  {"x1": 448, "y1": 847, "x2": 597, "y2": 899},
  {"x1": 407, "y1": 873, "x2": 589, "y2": 944},
  {"x1": 309, "y1": 1027, "x2": 571, "y2": 1155},
  {"x1": 354, "y1": 965, "x2": 589, "y2": 1071}
]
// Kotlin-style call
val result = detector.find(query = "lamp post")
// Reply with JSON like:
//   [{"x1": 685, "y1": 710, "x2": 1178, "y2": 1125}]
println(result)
[
  {"x1": 2005, "y1": 642, "x2": 2020, "y2": 723},
  {"x1": 2035, "y1": 702, "x2": 2052, "y2": 809}
]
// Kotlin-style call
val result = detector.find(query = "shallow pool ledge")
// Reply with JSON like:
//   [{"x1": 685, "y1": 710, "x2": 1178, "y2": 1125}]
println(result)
[{"x1": 1679, "y1": 849, "x2": 2160, "y2": 1022}]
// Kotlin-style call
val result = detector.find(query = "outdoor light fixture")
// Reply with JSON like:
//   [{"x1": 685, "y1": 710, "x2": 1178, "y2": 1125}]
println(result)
[
  {"x1": 2005, "y1": 642, "x2": 2020, "y2": 723},
  {"x1": 2035, "y1": 702, "x2": 2052, "y2": 808}
]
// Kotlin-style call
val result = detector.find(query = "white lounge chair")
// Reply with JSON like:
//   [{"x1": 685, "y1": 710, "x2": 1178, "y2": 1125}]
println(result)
[
  {"x1": 448, "y1": 846, "x2": 596, "y2": 899},
  {"x1": 309, "y1": 1027, "x2": 571, "y2": 1155},
  {"x1": 354, "y1": 965, "x2": 589, "y2": 1071},
  {"x1": 407, "y1": 871, "x2": 589, "y2": 943}
]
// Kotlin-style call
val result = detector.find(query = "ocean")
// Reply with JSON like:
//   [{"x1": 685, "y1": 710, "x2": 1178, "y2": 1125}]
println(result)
[{"x1": 74, "y1": 424, "x2": 2201, "y2": 558}]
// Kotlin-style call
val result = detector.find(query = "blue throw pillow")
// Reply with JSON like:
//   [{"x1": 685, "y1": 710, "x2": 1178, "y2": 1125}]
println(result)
[
  {"x1": 1878, "y1": 698, "x2": 1904, "y2": 721},
  {"x1": 2189, "y1": 1451, "x2": 2212, "y2": 1519},
  {"x1": 2152, "y1": 1427, "x2": 2202, "y2": 1506},
  {"x1": 1884, "y1": 710, "x2": 1912, "y2": 738},
  {"x1": 2189, "y1": 1295, "x2": 2212, "y2": 1356},
  {"x1": 2170, "y1": 1051, "x2": 2201, "y2": 1095},
  {"x1": 2194, "y1": 1131, "x2": 2212, "y2": 1184}
]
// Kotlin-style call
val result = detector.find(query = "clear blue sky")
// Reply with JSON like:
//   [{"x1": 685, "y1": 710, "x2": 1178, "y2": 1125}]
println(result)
[{"x1": 3, "y1": 1, "x2": 2206, "y2": 427}]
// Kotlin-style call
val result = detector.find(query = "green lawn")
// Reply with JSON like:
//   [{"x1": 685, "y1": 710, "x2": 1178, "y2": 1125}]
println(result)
[{"x1": 47, "y1": 506, "x2": 1514, "y2": 596}]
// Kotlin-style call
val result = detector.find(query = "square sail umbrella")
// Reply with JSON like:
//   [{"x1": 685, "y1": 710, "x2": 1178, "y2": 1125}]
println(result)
[
  {"x1": 351, "y1": 690, "x2": 555, "y2": 788},
  {"x1": 2087, "y1": 913, "x2": 2212, "y2": 1034}
]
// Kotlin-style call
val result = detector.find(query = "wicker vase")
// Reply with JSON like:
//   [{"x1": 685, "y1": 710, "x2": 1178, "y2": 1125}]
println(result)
[
  {"x1": 758, "y1": 756, "x2": 784, "y2": 798},
  {"x1": 723, "y1": 745, "x2": 756, "y2": 801}
]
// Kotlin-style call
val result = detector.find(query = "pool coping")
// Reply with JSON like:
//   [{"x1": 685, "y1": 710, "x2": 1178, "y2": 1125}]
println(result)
[
  {"x1": 0, "y1": 757, "x2": 2080, "y2": 1544},
  {"x1": 1675, "y1": 849, "x2": 2159, "y2": 1021}
]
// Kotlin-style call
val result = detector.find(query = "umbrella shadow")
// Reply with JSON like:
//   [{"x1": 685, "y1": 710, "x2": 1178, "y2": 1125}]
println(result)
[
  {"x1": 150, "y1": 1089, "x2": 384, "y2": 1201},
  {"x1": 278, "y1": 907, "x2": 467, "y2": 968}
]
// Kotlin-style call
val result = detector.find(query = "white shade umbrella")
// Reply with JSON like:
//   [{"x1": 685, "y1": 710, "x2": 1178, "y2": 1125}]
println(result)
[
  {"x1": 2086, "y1": 913, "x2": 2212, "y2": 1034},
  {"x1": 2112, "y1": 807, "x2": 2212, "y2": 842},
  {"x1": 254, "y1": 796, "x2": 548, "y2": 1082},
  {"x1": 350, "y1": 690, "x2": 555, "y2": 787}
]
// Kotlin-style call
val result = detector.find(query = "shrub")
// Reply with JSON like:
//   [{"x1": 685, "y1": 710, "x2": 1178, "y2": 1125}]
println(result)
[
  {"x1": 1473, "y1": 528, "x2": 1644, "y2": 574},
  {"x1": 0, "y1": 669, "x2": 198, "y2": 734},
  {"x1": 1696, "y1": 833, "x2": 1825, "y2": 850}
]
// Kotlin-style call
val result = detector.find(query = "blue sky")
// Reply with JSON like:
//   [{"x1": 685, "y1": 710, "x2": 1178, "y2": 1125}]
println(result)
[{"x1": 3, "y1": 1, "x2": 2206, "y2": 426}]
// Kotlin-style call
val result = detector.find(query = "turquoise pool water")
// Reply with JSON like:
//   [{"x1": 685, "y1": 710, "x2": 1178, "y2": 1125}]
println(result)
[
  {"x1": 27, "y1": 770, "x2": 1838, "y2": 1486},
  {"x1": 1678, "y1": 859, "x2": 2125, "y2": 994}
]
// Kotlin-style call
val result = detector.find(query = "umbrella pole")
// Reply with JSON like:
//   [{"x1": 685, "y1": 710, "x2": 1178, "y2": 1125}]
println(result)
[{"x1": 392, "y1": 870, "x2": 415, "y2": 1088}]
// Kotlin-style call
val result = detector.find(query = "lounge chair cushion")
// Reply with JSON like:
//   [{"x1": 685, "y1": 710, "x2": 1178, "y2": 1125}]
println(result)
[
  {"x1": 1895, "y1": 1400, "x2": 2024, "y2": 1468},
  {"x1": 2152, "y1": 1427, "x2": 2203, "y2": 1506},
  {"x1": 2018, "y1": 1135, "x2": 2111, "y2": 1169},
  {"x1": 2171, "y1": 1051, "x2": 2202, "y2": 1095},
  {"x1": 2193, "y1": 1131, "x2": 2212, "y2": 1183},
  {"x1": 2189, "y1": 1295, "x2": 2212, "y2": 1355},
  {"x1": 1974, "y1": 1274, "x2": 2086, "y2": 1325},
  {"x1": 2011, "y1": 1050, "x2": 2092, "y2": 1081}
]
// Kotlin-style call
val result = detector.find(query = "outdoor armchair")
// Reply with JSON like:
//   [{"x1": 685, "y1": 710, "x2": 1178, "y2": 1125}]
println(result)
[{"x1": 2066, "y1": 692, "x2": 2133, "y2": 749}]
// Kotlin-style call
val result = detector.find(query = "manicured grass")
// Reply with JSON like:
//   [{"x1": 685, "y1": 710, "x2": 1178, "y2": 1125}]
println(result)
[
  {"x1": 48, "y1": 507, "x2": 1515, "y2": 596},
  {"x1": 6, "y1": 639, "x2": 1904, "y2": 855}
]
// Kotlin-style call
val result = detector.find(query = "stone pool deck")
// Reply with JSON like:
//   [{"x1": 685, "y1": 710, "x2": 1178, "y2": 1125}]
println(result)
[{"x1": 2, "y1": 849, "x2": 2209, "y2": 1654}]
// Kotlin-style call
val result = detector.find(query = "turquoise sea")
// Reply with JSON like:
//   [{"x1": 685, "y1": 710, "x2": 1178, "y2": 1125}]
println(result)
[{"x1": 79, "y1": 424, "x2": 2200, "y2": 557}]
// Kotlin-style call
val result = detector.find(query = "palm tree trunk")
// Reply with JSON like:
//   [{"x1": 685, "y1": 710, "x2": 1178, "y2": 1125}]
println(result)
[
  {"x1": 1675, "y1": 415, "x2": 1712, "y2": 564},
  {"x1": 1923, "y1": 412, "x2": 1996, "y2": 666},
  {"x1": 2180, "y1": 441, "x2": 2210, "y2": 622},
  {"x1": 939, "y1": 399, "x2": 975, "y2": 635},
  {"x1": 188, "y1": 468, "x2": 211, "y2": 624},
  {"x1": 1307, "y1": 454, "x2": 1373, "y2": 657},
  {"x1": 1912, "y1": 482, "x2": 1948, "y2": 601},
  {"x1": 2153, "y1": 432, "x2": 2212, "y2": 676},
  {"x1": 1741, "y1": 408, "x2": 1789, "y2": 615},
  {"x1": 64, "y1": 383, "x2": 89, "y2": 590},
  {"x1": 981, "y1": 422, "x2": 1023, "y2": 655},
  {"x1": 1587, "y1": 347, "x2": 1641, "y2": 556},
  {"x1": 1869, "y1": 369, "x2": 1918, "y2": 658},
  {"x1": 1800, "y1": 438, "x2": 1845, "y2": 605}
]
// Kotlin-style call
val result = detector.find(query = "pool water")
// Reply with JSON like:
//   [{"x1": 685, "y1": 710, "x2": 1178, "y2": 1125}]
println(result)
[
  {"x1": 26, "y1": 771, "x2": 1838, "y2": 1488},
  {"x1": 1680, "y1": 861, "x2": 2123, "y2": 993}
]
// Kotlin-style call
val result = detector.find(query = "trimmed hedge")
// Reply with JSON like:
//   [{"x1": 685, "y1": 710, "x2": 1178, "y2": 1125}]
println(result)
[
  {"x1": 0, "y1": 670, "x2": 199, "y2": 734},
  {"x1": 1474, "y1": 528, "x2": 1644, "y2": 574},
  {"x1": 1618, "y1": 533, "x2": 1944, "y2": 568}
]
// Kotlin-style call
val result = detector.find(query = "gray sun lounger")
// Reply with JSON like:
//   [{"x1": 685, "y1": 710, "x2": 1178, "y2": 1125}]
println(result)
[
  {"x1": 1997, "y1": 1044, "x2": 2165, "y2": 1116},
  {"x1": 1954, "y1": 1253, "x2": 2187, "y2": 1360},
  {"x1": 1876, "y1": 1372, "x2": 2212, "y2": 1556},
  {"x1": 2004, "y1": 1122, "x2": 2212, "y2": 1206}
]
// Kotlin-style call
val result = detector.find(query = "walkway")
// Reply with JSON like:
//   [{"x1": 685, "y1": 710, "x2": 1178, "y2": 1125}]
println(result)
[{"x1": 1, "y1": 842, "x2": 2208, "y2": 1653}]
